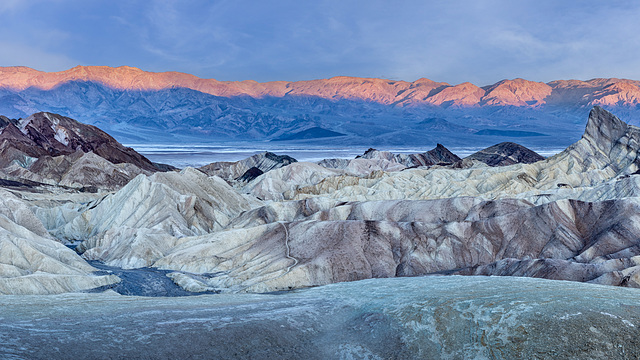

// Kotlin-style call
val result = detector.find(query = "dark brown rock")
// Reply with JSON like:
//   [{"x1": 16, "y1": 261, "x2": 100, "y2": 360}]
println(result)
[{"x1": 464, "y1": 141, "x2": 545, "y2": 166}]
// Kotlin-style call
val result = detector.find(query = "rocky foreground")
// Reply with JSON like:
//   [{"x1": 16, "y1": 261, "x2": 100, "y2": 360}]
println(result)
[
  {"x1": 2, "y1": 276, "x2": 640, "y2": 359},
  {"x1": 2, "y1": 106, "x2": 640, "y2": 295}
]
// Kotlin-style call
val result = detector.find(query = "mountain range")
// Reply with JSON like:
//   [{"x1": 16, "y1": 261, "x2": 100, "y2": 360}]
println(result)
[{"x1": 2, "y1": 66, "x2": 640, "y2": 147}]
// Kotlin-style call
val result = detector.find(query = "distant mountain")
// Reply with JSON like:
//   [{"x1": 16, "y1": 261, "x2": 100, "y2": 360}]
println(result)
[
  {"x1": 272, "y1": 127, "x2": 346, "y2": 141},
  {"x1": 2, "y1": 66, "x2": 640, "y2": 147},
  {"x1": 3, "y1": 66, "x2": 640, "y2": 108},
  {"x1": 473, "y1": 129, "x2": 547, "y2": 137},
  {"x1": 418, "y1": 117, "x2": 474, "y2": 132}
]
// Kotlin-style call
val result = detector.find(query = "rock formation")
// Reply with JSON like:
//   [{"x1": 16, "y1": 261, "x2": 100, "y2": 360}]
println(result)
[
  {"x1": 198, "y1": 151, "x2": 297, "y2": 182},
  {"x1": 355, "y1": 143, "x2": 461, "y2": 167},
  {"x1": 317, "y1": 157, "x2": 407, "y2": 175},
  {"x1": 0, "y1": 189, "x2": 119, "y2": 295},
  {"x1": 263, "y1": 107, "x2": 640, "y2": 202},
  {"x1": 6, "y1": 105, "x2": 640, "y2": 296},
  {"x1": 54, "y1": 168, "x2": 260, "y2": 268},
  {"x1": 0, "y1": 112, "x2": 175, "y2": 190},
  {"x1": 84, "y1": 106, "x2": 640, "y2": 293},
  {"x1": 462, "y1": 141, "x2": 545, "y2": 166},
  {"x1": 150, "y1": 196, "x2": 640, "y2": 292},
  {"x1": 1, "y1": 112, "x2": 160, "y2": 171}
]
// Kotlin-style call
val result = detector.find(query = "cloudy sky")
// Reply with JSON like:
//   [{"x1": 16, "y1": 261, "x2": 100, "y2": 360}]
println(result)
[{"x1": 1, "y1": 0, "x2": 638, "y2": 85}]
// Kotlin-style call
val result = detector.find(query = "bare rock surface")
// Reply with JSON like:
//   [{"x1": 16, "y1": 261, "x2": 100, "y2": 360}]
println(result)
[
  {"x1": 152, "y1": 196, "x2": 640, "y2": 292},
  {"x1": 356, "y1": 144, "x2": 461, "y2": 167},
  {"x1": 463, "y1": 141, "x2": 545, "y2": 166},
  {"x1": 51, "y1": 168, "x2": 260, "y2": 268},
  {"x1": 1, "y1": 276, "x2": 640, "y2": 359},
  {"x1": 1, "y1": 150, "x2": 151, "y2": 190},
  {"x1": 0, "y1": 111, "x2": 177, "y2": 191},
  {"x1": 318, "y1": 157, "x2": 407, "y2": 174},
  {"x1": 277, "y1": 107, "x2": 640, "y2": 202},
  {"x1": 242, "y1": 161, "x2": 345, "y2": 201},
  {"x1": 198, "y1": 151, "x2": 296, "y2": 182},
  {"x1": 1, "y1": 112, "x2": 159, "y2": 171},
  {"x1": 0, "y1": 190, "x2": 118, "y2": 295}
]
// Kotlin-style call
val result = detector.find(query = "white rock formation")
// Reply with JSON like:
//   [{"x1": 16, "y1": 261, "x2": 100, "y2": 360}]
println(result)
[
  {"x1": 198, "y1": 151, "x2": 297, "y2": 182},
  {"x1": 50, "y1": 168, "x2": 260, "y2": 268},
  {"x1": 0, "y1": 190, "x2": 119, "y2": 295},
  {"x1": 2, "y1": 150, "x2": 151, "y2": 190},
  {"x1": 243, "y1": 162, "x2": 344, "y2": 201},
  {"x1": 13, "y1": 106, "x2": 640, "y2": 295},
  {"x1": 150, "y1": 195, "x2": 640, "y2": 292},
  {"x1": 319, "y1": 157, "x2": 407, "y2": 174},
  {"x1": 282, "y1": 107, "x2": 640, "y2": 202}
]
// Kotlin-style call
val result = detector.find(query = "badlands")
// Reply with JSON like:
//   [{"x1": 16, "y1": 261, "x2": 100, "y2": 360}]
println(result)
[{"x1": 2, "y1": 107, "x2": 640, "y2": 358}]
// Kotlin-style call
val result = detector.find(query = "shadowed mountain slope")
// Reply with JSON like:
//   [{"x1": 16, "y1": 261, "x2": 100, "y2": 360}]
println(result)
[{"x1": 3, "y1": 66, "x2": 640, "y2": 147}]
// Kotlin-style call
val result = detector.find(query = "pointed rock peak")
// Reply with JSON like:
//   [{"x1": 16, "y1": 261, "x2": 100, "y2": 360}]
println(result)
[
  {"x1": 426, "y1": 143, "x2": 461, "y2": 163},
  {"x1": 583, "y1": 106, "x2": 628, "y2": 146},
  {"x1": 431, "y1": 143, "x2": 456, "y2": 155},
  {"x1": 0, "y1": 115, "x2": 16, "y2": 128},
  {"x1": 465, "y1": 142, "x2": 544, "y2": 166}
]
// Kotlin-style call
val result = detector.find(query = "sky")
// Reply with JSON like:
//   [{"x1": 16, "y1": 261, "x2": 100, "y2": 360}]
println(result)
[{"x1": 1, "y1": 0, "x2": 639, "y2": 85}]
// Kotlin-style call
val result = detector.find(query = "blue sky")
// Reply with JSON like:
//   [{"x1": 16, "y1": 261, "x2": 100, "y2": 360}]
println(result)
[{"x1": 1, "y1": 0, "x2": 639, "y2": 85}]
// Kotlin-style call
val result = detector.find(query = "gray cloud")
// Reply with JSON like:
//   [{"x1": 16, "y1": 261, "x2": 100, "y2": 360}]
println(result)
[{"x1": 1, "y1": 0, "x2": 640, "y2": 85}]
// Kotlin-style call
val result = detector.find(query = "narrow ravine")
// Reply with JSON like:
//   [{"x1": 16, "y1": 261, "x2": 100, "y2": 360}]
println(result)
[{"x1": 87, "y1": 261, "x2": 219, "y2": 297}]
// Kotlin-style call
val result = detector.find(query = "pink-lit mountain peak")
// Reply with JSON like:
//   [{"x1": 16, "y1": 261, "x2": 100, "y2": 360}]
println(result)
[{"x1": 1, "y1": 65, "x2": 640, "y2": 108}]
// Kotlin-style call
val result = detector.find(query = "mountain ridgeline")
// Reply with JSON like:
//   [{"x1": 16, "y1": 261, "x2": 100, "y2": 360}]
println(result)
[{"x1": 3, "y1": 66, "x2": 640, "y2": 147}]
